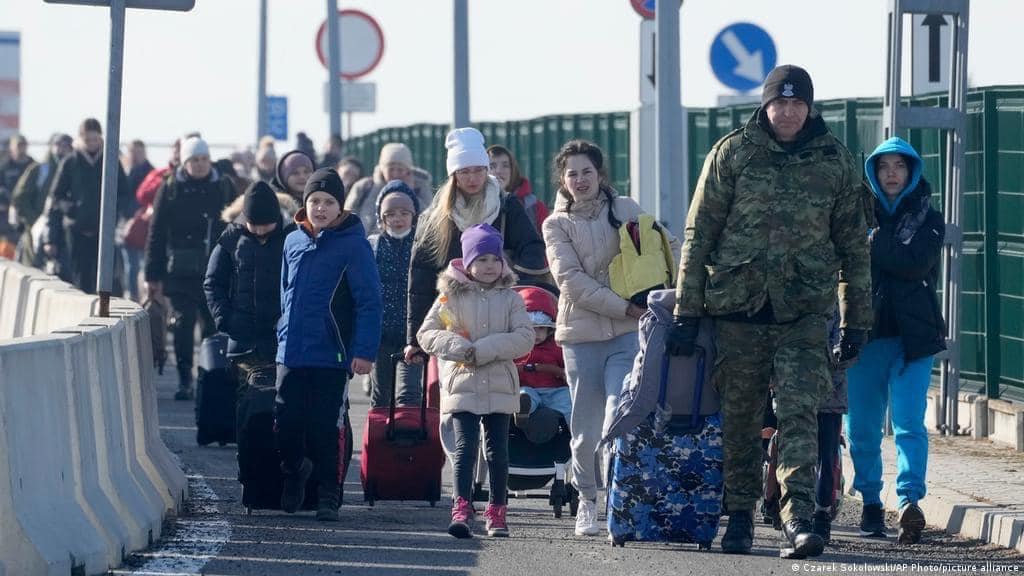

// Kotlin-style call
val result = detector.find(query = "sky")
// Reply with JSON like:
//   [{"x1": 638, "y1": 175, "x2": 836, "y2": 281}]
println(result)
[{"x1": 1, "y1": 0, "x2": 1021, "y2": 164}]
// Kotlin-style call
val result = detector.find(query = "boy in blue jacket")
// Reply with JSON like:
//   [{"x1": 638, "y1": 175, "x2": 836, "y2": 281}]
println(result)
[{"x1": 276, "y1": 168, "x2": 382, "y2": 521}]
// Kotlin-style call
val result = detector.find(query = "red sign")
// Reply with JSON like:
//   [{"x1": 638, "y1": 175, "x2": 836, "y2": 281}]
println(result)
[
  {"x1": 631, "y1": 0, "x2": 656, "y2": 19},
  {"x1": 316, "y1": 9, "x2": 385, "y2": 81}
]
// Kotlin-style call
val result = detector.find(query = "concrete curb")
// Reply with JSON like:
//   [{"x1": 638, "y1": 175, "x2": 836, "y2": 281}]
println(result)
[{"x1": 841, "y1": 451, "x2": 1024, "y2": 554}]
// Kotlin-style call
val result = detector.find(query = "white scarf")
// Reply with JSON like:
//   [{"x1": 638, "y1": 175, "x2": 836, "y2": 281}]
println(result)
[{"x1": 450, "y1": 176, "x2": 502, "y2": 232}]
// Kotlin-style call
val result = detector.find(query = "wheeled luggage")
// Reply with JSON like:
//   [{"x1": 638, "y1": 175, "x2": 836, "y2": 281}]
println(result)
[
  {"x1": 195, "y1": 334, "x2": 236, "y2": 446},
  {"x1": 607, "y1": 350, "x2": 724, "y2": 548},
  {"x1": 360, "y1": 353, "x2": 444, "y2": 506},
  {"x1": 236, "y1": 364, "x2": 353, "y2": 513}
]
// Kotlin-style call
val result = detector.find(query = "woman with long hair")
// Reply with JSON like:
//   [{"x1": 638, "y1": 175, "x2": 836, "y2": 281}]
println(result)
[{"x1": 543, "y1": 139, "x2": 679, "y2": 537}]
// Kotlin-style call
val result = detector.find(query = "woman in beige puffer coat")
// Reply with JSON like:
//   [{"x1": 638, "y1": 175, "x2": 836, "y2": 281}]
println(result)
[
  {"x1": 542, "y1": 139, "x2": 680, "y2": 537},
  {"x1": 417, "y1": 223, "x2": 534, "y2": 539}
]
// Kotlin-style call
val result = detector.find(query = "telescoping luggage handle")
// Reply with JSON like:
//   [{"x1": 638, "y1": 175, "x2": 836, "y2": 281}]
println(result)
[
  {"x1": 655, "y1": 346, "x2": 706, "y2": 434},
  {"x1": 388, "y1": 352, "x2": 430, "y2": 442}
]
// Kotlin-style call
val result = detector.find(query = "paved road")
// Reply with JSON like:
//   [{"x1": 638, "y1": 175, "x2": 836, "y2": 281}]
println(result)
[{"x1": 112, "y1": 370, "x2": 1023, "y2": 576}]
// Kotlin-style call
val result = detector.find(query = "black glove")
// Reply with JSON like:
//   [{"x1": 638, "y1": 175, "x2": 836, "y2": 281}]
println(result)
[
  {"x1": 665, "y1": 316, "x2": 700, "y2": 357},
  {"x1": 835, "y1": 328, "x2": 866, "y2": 364}
]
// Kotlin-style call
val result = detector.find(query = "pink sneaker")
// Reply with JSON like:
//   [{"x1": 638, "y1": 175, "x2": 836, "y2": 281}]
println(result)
[
  {"x1": 448, "y1": 497, "x2": 474, "y2": 539},
  {"x1": 484, "y1": 503, "x2": 509, "y2": 537}
]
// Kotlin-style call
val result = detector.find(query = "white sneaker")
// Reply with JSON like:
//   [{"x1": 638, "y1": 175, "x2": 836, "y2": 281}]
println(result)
[{"x1": 575, "y1": 499, "x2": 600, "y2": 536}]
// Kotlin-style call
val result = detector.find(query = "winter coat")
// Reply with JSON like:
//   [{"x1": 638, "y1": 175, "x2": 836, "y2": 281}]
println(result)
[
  {"x1": 674, "y1": 109, "x2": 872, "y2": 329},
  {"x1": 144, "y1": 167, "x2": 233, "y2": 283},
  {"x1": 369, "y1": 230, "x2": 416, "y2": 340},
  {"x1": 48, "y1": 149, "x2": 130, "y2": 242},
  {"x1": 864, "y1": 137, "x2": 946, "y2": 361},
  {"x1": 346, "y1": 166, "x2": 434, "y2": 237},
  {"x1": 11, "y1": 156, "x2": 59, "y2": 231},
  {"x1": 220, "y1": 191, "x2": 300, "y2": 224},
  {"x1": 0, "y1": 155, "x2": 33, "y2": 199},
  {"x1": 417, "y1": 260, "x2": 534, "y2": 415},
  {"x1": 407, "y1": 176, "x2": 549, "y2": 347},
  {"x1": 203, "y1": 211, "x2": 295, "y2": 359},
  {"x1": 510, "y1": 178, "x2": 549, "y2": 234},
  {"x1": 543, "y1": 192, "x2": 680, "y2": 345},
  {"x1": 276, "y1": 211, "x2": 382, "y2": 371},
  {"x1": 136, "y1": 165, "x2": 171, "y2": 208}
]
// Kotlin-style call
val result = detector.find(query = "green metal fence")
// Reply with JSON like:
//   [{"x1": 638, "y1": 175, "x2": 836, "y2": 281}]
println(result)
[{"x1": 346, "y1": 86, "x2": 1023, "y2": 398}]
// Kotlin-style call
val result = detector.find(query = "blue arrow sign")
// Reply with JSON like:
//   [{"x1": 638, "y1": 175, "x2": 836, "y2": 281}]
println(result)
[
  {"x1": 266, "y1": 96, "x2": 288, "y2": 141},
  {"x1": 710, "y1": 22, "x2": 776, "y2": 92}
]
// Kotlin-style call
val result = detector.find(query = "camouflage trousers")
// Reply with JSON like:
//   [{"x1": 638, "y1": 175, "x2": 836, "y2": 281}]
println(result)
[{"x1": 715, "y1": 314, "x2": 832, "y2": 522}]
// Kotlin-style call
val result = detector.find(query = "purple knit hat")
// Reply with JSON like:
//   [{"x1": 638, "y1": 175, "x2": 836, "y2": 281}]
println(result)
[{"x1": 461, "y1": 223, "x2": 504, "y2": 268}]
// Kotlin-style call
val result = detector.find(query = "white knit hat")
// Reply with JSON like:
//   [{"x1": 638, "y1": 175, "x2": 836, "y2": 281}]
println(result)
[
  {"x1": 445, "y1": 127, "x2": 489, "y2": 175},
  {"x1": 378, "y1": 142, "x2": 413, "y2": 169},
  {"x1": 180, "y1": 136, "x2": 210, "y2": 164}
]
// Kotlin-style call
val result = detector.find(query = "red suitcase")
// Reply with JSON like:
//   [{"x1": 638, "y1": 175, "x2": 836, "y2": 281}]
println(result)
[{"x1": 360, "y1": 353, "x2": 445, "y2": 506}]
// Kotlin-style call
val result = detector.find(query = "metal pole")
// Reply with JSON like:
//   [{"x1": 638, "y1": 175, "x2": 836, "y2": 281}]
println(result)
[
  {"x1": 96, "y1": 0, "x2": 126, "y2": 317},
  {"x1": 327, "y1": 0, "x2": 343, "y2": 142},
  {"x1": 257, "y1": 0, "x2": 268, "y2": 144},
  {"x1": 453, "y1": 0, "x2": 470, "y2": 129},
  {"x1": 655, "y1": 0, "x2": 685, "y2": 235}
]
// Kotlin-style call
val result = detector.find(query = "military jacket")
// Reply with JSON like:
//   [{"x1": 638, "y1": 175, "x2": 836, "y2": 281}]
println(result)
[{"x1": 674, "y1": 111, "x2": 872, "y2": 329}]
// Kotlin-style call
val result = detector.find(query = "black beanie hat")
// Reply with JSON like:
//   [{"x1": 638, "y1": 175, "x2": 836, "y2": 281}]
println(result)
[
  {"x1": 242, "y1": 181, "x2": 280, "y2": 226},
  {"x1": 761, "y1": 65, "x2": 814, "y2": 108},
  {"x1": 303, "y1": 167, "x2": 346, "y2": 206}
]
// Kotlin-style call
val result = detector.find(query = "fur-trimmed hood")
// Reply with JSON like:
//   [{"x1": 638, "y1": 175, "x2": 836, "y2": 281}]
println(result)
[
  {"x1": 221, "y1": 192, "x2": 299, "y2": 223},
  {"x1": 437, "y1": 258, "x2": 518, "y2": 295}
]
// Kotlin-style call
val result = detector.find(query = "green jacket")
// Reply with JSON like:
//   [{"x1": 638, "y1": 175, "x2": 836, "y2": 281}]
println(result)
[{"x1": 674, "y1": 110, "x2": 872, "y2": 329}]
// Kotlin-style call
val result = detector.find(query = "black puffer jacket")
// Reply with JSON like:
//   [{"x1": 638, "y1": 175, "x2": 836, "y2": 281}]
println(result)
[
  {"x1": 203, "y1": 214, "x2": 295, "y2": 358},
  {"x1": 870, "y1": 179, "x2": 947, "y2": 361},
  {"x1": 145, "y1": 167, "x2": 234, "y2": 283},
  {"x1": 406, "y1": 186, "x2": 549, "y2": 347}
]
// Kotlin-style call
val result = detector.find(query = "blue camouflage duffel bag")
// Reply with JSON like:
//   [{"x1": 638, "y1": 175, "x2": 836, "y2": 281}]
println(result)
[{"x1": 605, "y1": 290, "x2": 723, "y2": 549}]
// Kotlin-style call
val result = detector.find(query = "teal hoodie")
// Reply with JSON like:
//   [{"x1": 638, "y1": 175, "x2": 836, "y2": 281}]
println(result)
[{"x1": 864, "y1": 136, "x2": 923, "y2": 215}]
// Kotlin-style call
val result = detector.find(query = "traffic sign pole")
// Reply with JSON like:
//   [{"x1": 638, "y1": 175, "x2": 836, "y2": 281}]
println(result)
[
  {"x1": 96, "y1": 0, "x2": 126, "y2": 316},
  {"x1": 655, "y1": 0, "x2": 685, "y2": 235},
  {"x1": 453, "y1": 0, "x2": 470, "y2": 129},
  {"x1": 257, "y1": 0, "x2": 267, "y2": 143},
  {"x1": 326, "y1": 0, "x2": 343, "y2": 143}
]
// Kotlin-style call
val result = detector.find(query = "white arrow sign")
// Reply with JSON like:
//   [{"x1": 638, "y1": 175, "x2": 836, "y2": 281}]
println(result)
[{"x1": 720, "y1": 30, "x2": 765, "y2": 84}]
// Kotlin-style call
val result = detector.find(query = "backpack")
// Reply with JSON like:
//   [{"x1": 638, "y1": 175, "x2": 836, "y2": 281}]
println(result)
[
  {"x1": 608, "y1": 214, "x2": 676, "y2": 307},
  {"x1": 603, "y1": 289, "x2": 718, "y2": 441}
]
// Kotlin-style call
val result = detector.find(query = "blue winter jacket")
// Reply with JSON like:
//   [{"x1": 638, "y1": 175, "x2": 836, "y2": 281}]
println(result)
[{"x1": 276, "y1": 211, "x2": 383, "y2": 371}]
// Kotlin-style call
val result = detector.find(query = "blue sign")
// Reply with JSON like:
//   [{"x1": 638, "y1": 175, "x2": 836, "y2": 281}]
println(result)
[
  {"x1": 266, "y1": 96, "x2": 288, "y2": 141},
  {"x1": 709, "y1": 22, "x2": 776, "y2": 92}
]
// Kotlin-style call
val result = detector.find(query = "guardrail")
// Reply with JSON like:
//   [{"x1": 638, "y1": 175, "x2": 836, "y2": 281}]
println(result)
[{"x1": 0, "y1": 259, "x2": 187, "y2": 576}]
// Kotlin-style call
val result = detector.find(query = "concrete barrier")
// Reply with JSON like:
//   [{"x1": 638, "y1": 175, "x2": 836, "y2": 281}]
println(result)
[{"x1": 0, "y1": 261, "x2": 187, "y2": 575}]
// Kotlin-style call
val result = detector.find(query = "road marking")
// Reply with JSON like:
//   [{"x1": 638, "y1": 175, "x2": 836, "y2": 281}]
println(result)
[
  {"x1": 128, "y1": 552, "x2": 473, "y2": 572},
  {"x1": 118, "y1": 471, "x2": 231, "y2": 575}
]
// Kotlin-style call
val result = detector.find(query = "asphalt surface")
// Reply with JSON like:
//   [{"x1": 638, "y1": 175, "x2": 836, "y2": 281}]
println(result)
[{"x1": 112, "y1": 371, "x2": 1023, "y2": 576}]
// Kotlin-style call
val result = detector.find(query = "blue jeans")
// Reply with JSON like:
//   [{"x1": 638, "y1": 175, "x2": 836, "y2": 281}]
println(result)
[
  {"x1": 121, "y1": 246, "x2": 143, "y2": 301},
  {"x1": 563, "y1": 332, "x2": 639, "y2": 501},
  {"x1": 521, "y1": 386, "x2": 572, "y2": 423},
  {"x1": 845, "y1": 338, "x2": 933, "y2": 509}
]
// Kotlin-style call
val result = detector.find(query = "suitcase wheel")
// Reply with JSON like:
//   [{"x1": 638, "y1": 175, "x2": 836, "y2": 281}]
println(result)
[
  {"x1": 429, "y1": 500, "x2": 437, "y2": 508},
  {"x1": 552, "y1": 496, "x2": 563, "y2": 519},
  {"x1": 246, "y1": 507, "x2": 252, "y2": 516},
  {"x1": 697, "y1": 541, "x2": 712, "y2": 551},
  {"x1": 610, "y1": 536, "x2": 625, "y2": 548}
]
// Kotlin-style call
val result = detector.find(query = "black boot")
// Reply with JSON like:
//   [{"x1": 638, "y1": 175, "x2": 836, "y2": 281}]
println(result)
[
  {"x1": 811, "y1": 510, "x2": 832, "y2": 545},
  {"x1": 897, "y1": 502, "x2": 925, "y2": 545},
  {"x1": 721, "y1": 510, "x2": 754, "y2": 554},
  {"x1": 316, "y1": 483, "x2": 340, "y2": 522},
  {"x1": 280, "y1": 457, "x2": 313, "y2": 513},
  {"x1": 782, "y1": 518, "x2": 825, "y2": 559},
  {"x1": 859, "y1": 503, "x2": 888, "y2": 538},
  {"x1": 175, "y1": 368, "x2": 194, "y2": 401}
]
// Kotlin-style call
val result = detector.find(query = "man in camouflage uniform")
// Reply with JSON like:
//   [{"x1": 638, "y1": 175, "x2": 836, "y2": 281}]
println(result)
[{"x1": 666, "y1": 65, "x2": 872, "y2": 558}]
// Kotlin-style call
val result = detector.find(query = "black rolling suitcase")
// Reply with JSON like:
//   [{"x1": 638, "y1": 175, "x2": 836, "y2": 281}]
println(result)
[
  {"x1": 195, "y1": 334, "x2": 236, "y2": 446},
  {"x1": 236, "y1": 365, "x2": 353, "y2": 513}
]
